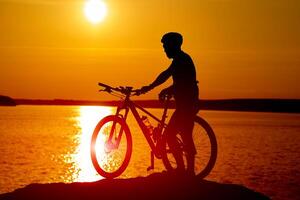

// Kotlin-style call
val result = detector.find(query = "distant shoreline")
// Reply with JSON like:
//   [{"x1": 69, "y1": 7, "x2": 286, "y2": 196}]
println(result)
[{"x1": 11, "y1": 98, "x2": 300, "y2": 113}]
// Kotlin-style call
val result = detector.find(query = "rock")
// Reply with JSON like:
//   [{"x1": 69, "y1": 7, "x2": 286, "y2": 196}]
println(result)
[{"x1": 0, "y1": 173, "x2": 269, "y2": 200}]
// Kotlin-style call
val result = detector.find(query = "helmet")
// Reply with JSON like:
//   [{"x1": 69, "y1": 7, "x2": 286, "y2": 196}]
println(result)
[{"x1": 161, "y1": 32, "x2": 183, "y2": 48}]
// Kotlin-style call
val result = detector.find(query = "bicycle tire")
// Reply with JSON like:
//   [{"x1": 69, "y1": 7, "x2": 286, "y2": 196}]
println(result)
[
  {"x1": 91, "y1": 115, "x2": 132, "y2": 179},
  {"x1": 161, "y1": 116, "x2": 217, "y2": 179}
]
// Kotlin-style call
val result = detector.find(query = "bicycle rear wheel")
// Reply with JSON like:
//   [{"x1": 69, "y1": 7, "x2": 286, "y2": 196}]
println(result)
[
  {"x1": 91, "y1": 115, "x2": 132, "y2": 179},
  {"x1": 161, "y1": 116, "x2": 217, "y2": 179}
]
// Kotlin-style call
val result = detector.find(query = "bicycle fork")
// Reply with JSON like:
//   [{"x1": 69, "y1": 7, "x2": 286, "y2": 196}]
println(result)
[{"x1": 107, "y1": 106, "x2": 129, "y2": 150}]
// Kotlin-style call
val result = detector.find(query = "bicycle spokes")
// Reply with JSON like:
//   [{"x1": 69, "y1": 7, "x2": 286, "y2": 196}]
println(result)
[
  {"x1": 193, "y1": 122, "x2": 214, "y2": 175},
  {"x1": 94, "y1": 120, "x2": 128, "y2": 174},
  {"x1": 161, "y1": 116, "x2": 217, "y2": 178}
]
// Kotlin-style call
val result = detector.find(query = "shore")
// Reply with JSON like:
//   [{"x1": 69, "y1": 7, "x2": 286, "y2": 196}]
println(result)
[{"x1": 0, "y1": 173, "x2": 269, "y2": 200}]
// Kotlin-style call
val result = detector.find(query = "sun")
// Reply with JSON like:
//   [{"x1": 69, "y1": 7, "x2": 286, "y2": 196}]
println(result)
[{"x1": 84, "y1": 0, "x2": 107, "y2": 24}]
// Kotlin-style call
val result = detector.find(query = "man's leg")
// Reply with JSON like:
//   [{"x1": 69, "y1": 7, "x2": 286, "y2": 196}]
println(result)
[
  {"x1": 180, "y1": 115, "x2": 197, "y2": 176},
  {"x1": 164, "y1": 111, "x2": 185, "y2": 172}
]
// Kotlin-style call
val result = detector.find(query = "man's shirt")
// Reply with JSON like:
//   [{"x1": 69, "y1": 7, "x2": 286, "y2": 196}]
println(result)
[{"x1": 167, "y1": 51, "x2": 199, "y2": 109}]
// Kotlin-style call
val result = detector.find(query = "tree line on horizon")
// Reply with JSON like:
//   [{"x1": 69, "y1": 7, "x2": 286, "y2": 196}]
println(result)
[{"x1": 1, "y1": 95, "x2": 299, "y2": 113}]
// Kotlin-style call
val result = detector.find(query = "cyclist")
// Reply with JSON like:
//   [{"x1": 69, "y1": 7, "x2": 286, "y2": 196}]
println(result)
[{"x1": 140, "y1": 32, "x2": 199, "y2": 176}]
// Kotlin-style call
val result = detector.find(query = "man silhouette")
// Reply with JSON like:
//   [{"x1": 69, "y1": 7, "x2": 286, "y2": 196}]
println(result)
[{"x1": 140, "y1": 32, "x2": 199, "y2": 176}]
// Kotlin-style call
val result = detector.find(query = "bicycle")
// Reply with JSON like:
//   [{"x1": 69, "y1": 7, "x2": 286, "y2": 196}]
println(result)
[{"x1": 90, "y1": 82, "x2": 217, "y2": 179}]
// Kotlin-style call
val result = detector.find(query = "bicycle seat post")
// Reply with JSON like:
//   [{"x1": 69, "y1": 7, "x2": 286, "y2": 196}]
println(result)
[{"x1": 161, "y1": 97, "x2": 171, "y2": 124}]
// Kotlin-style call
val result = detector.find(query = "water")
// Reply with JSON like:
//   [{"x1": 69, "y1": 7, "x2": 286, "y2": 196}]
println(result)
[{"x1": 0, "y1": 106, "x2": 300, "y2": 200}]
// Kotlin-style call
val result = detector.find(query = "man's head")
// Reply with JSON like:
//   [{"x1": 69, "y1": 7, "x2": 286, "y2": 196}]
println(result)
[{"x1": 161, "y1": 32, "x2": 183, "y2": 58}]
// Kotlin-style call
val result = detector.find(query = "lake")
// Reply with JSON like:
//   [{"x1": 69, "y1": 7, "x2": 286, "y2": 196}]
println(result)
[{"x1": 0, "y1": 105, "x2": 299, "y2": 199}]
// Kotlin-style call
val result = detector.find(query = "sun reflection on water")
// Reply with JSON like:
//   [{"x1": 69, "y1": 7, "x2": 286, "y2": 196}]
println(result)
[{"x1": 74, "y1": 106, "x2": 113, "y2": 182}]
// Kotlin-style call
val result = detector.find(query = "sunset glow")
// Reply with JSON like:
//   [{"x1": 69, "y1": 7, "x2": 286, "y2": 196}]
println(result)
[
  {"x1": 0, "y1": 0, "x2": 299, "y2": 100},
  {"x1": 0, "y1": 1, "x2": 299, "y2": 199}
]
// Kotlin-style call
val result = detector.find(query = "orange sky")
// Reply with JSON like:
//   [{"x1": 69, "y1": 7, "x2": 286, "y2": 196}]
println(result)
[{"x1": 0, "y1": 0, "x2": 300, "y2": 100}]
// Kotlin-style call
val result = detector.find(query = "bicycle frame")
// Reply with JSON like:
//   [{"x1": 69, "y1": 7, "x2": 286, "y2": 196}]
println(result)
[{"x1": 110, "y1": 95, "x2": 170, "y2": 159}]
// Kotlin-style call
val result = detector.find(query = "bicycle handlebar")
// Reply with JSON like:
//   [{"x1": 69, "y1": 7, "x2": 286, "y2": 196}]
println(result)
[
  {"x1": 98, "y1": 82, "x2": 112, "y2": 89},
  {"x1": 98, "y1": 82, "x2": 142, "y2": 96},
  {"x1": 98, "y1": 82, "x2": 173, "y2": 108}
]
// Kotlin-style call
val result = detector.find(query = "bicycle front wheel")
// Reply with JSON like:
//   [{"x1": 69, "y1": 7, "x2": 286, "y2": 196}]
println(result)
[
  {"x1": 91, "y1": 115, "x2": 132, "y2": 179},
  {"x1": 162, "y1": 116, "x2": 217, "y2": 179}
]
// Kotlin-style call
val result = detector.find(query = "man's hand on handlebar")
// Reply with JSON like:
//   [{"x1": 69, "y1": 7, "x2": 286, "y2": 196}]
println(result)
[{"x1": 139, "y1": 85, "x2": 153, "y2": 94}]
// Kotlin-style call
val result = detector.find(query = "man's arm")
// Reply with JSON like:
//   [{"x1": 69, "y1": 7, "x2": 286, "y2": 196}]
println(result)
[
  {"x1": 140, "y1": 66, "x2": 172, "y2": 94},
  {"x1": 148, "y1": 67, "x2": 172, "y2": 89}
]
